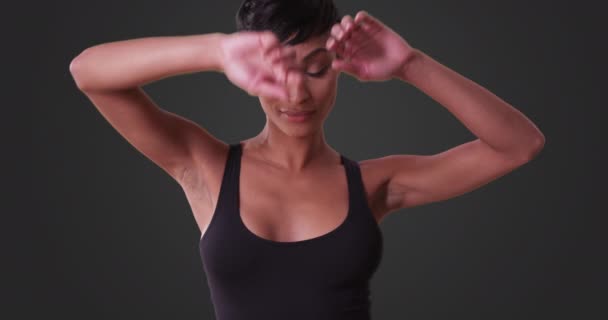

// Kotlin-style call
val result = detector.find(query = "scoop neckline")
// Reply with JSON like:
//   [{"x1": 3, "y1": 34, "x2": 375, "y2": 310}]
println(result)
[{"x1": 235, "y1": 141, "x2": 352, "y2": 247}]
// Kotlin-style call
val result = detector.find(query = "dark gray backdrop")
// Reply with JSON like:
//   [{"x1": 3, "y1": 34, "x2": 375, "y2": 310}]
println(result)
[{"x1": 13, "y1": 0, "x2": 606, "y2": 319}]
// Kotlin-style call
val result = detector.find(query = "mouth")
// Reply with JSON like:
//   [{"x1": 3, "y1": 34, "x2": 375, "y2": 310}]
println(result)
[
  {"x1": 280, "y1": 109, "x2": 315, "y2": 116},
  {"x1": 279, "y1": 109, "x2": 316, "y2": 122}
]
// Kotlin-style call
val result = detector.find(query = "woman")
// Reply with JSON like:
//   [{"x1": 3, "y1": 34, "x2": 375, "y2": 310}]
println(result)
[{"x1": 69, "y1": 0, "x2": 545, "y2": 319}]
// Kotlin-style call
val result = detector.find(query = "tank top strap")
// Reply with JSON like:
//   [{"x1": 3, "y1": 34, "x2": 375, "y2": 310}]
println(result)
[
  {"x1": 215, "y1": 143, "x2": 242, "y2": 214},
  {"x1": 340, "y1": 155, "x2": 376, "y2": 224}
]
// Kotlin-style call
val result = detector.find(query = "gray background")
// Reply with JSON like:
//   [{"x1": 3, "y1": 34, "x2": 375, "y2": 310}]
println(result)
[{"x1": 12, "y1": 0, "x2": 606, "y2": 319}]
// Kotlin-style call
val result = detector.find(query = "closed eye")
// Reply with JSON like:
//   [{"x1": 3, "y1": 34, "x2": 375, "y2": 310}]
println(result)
[{"x1": 306, "y1": 65, "x2": 331, "y2": 78}]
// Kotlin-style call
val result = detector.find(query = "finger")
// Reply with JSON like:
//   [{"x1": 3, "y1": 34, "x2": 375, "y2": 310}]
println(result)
[
  {"x1": 327, "y1": 36, "x2": 346, "y2": 58},
  {"x1": 266, "y1": 59, "x2": 284, "y2": 84},
  {"x1": 327, "y1": 38, "x2": 345, "y2": 58},
  {"x1": 269, "y1": 46, "x2": 296, "y2": 65},
  {"x1": 256, "y1": 80, "x2": 289, "y2": 101},
  {"x1": 265, "y1": 46, "x2": 298, "y2": 83},
  {"x1": 276, "y1": 48, "x2": 301, "y2": 78},
  {"x1": 330, "y1": 23, "x2": 345, "y2": 42},
  {"x1": 249, "y1": 73, "x2": 288, "y2": 101},
  {"x1": 334, "y1": 37, "x2": 347, "y2": 58},
  {"x1": 270, "y1": 57, "x2": 294, "y2": 84},
  {"x1": 259, "y1": 31, "x2": 280, "y2": 56},
  {"x1": 345, "y1": 30, "x2": 368, "y2": 56},
  {"x1": 354, "y1": 10, "x2": 382, "y2": 32},
  {"x1": 332, "y1": 59, "x2": 361, "y2": 76},
  {"x1": 343, "y1": 40, "x2": 354, "y2": 57},
  {"x1": 341, "y1": 15, "x2": 355, "y2": 38},
  {"x1": 263, "y1": 46, "x2": 281, "y2": 63},
  {"x1": 261, "y1": 47, "x2": 282, "y2": 83},
  {"x1": 354, "y1": 10, "x2": 376, "y2": 25},
  {"x1": 326, "y1": 36, "x2": 337, "y2": 52},
  {"x1": 327, "y1": 29, "x2": 347, "y2": 58},
  {"x1": 264, "y1": 46, "x2": 297, "y2": 81}
]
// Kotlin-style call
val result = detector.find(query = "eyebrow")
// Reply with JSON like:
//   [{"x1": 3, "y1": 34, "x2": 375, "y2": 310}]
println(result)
[{"x1": 303, "y1": 47, "x2": 330, "y2": 61}]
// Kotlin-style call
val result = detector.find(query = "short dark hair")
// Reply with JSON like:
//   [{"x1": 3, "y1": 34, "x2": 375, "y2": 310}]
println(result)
[{"x1": 235, "y1": 0, "x2": 341, "y2": 46}]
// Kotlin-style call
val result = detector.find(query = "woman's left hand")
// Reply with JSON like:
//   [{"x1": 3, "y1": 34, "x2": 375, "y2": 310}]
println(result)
[{"x1": 327, "y1": 11, "x2": 418, "y2": 82}]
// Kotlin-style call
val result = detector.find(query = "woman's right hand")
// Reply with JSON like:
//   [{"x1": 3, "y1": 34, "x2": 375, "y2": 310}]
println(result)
[{"x1": 219, "y1": 31, "x2": 298, "y2": 101}]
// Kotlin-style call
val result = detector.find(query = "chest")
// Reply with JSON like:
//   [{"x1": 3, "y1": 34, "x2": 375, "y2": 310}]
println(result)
[{"x1": 181, "y1": 156, "x2": 389, "y2": 243}]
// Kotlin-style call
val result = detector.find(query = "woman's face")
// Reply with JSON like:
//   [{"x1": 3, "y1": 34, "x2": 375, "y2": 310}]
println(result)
[{"x1": 258, "y1": 31, "x2": 340, "y2": 137}]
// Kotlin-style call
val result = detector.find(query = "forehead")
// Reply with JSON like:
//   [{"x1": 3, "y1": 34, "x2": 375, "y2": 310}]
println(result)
[{"x1": 284, "y1": 32, "x2": 332, "y2": 60}]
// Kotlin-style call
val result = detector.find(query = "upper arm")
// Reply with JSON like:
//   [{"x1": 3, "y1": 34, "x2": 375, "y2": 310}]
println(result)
[
  {"x1": 80, "y1": 86, "x2": 225, "y2": 184},
  {"x1": 370, "y1": 138, "x2": 542, "y2": 212}
]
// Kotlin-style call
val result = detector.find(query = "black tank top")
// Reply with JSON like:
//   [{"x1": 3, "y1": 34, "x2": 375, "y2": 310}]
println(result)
[{"x1": 199, "y1": 142, "x2": 383, "y2": 320}]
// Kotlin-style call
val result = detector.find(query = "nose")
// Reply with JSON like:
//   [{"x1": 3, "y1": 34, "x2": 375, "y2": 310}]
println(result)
[{"x1": 286, "y1": 70, "x2": 310, "y2": 104}]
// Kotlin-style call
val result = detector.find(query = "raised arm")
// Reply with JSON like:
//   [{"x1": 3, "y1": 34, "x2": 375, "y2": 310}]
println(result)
[
  {"x1": 69, "y1": 33, "x2": 228, "y2": 185},
  {"x1": 326, "y1": 11, "x2": 545, "y2": 217}
]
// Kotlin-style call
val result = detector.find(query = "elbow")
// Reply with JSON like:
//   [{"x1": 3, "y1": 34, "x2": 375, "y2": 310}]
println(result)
[
  {"x1": 69, "y1": 55, "x2": 87, "y2": 90},
  {"x1": 69, "y1": 49, "x2": 94, "y2": 91},
  {"x1": 519, "y1": 134, "x2": 546, "y2": 162}
]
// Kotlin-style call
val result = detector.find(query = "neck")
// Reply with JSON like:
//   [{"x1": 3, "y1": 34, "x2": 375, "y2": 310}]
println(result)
[{"x1": 247, "y1": 122, "x2": 334, "y2": 174}]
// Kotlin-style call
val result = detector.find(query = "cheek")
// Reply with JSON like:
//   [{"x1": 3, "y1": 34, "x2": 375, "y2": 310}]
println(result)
[
  {"x1": 312, "y1": 77, "x2": 338, "y2": 102},
  {"x1": 258, "y1": 97, "x2": 277, "y2": 115}
]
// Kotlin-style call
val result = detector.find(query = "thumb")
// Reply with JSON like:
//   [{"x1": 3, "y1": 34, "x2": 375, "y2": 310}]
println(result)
[{"x1": 332, "y1": 59, "x2": 361, "y2": 76}]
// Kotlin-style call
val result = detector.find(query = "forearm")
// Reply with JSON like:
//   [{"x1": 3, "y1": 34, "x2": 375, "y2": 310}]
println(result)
[
  {"x1": 398, "y1": 49, "x2": 545, "y2": 158},
  {"x1": 69, "y1": 32, "x2": 226, "y2": 91}
]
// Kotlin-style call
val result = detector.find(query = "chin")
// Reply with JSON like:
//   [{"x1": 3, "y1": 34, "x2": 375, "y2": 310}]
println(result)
[
  {"x1": 275, "y1": 116, "x2": 323, "y2": 137},
  {"x1": 285, "y1": 129, "x2": 320, "y2": 138}
]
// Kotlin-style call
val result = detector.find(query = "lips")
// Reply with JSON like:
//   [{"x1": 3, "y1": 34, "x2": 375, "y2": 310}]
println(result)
[
  {"x1": 279, "y1": 109, "x2": 316, "y2": 123},
  {"x1": 280, "y1": 109, "x2": 315, "y2": 116}
]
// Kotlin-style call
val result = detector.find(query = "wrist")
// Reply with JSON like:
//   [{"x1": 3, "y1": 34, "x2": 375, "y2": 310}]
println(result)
[
  {"x1": 203, "y1": 32, "x2": 228, "y2": 73},
  {"x1": 216, "y1": 33, "x2": 230, "y2": 73},
  {"x1": 395, "y1": 48, "x2": 425, "y2": 83}
]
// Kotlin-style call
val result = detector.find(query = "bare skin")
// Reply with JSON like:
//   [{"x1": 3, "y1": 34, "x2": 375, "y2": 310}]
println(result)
[
  {"x1": 181, "y1": 139, "x2": 393, "y2": 243},
  {"x1": 69, "y1": 10, "x2": 544, "y2": 244},
  {"x1": 182, "y1": 29, "x2": 393, "y2": 242}
]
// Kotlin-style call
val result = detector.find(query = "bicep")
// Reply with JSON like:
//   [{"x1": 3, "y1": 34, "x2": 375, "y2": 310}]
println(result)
[{"x1": 82, "y1": 87, "x2": 223, "y2": 183}]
